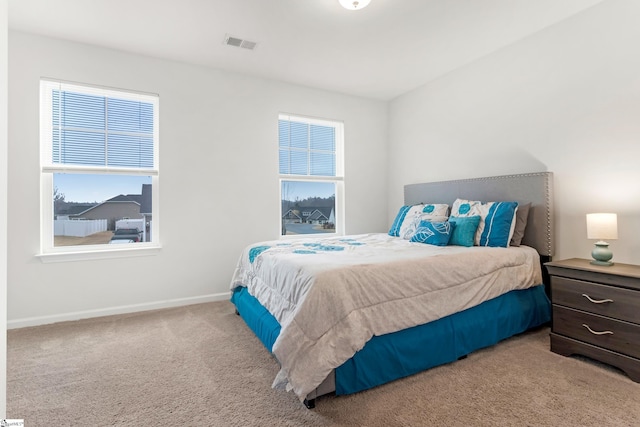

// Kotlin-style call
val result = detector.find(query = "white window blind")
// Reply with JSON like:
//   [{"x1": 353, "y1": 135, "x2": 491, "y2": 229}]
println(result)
[
  {"x1": 278, "y1": 116, "x2": 339, "y2": 177},
  {"x1": 41, "y1": 80, "x2": 158, "y2": 175}
]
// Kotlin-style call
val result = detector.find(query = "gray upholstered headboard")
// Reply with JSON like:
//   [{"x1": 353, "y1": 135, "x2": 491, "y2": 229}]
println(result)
[{"x1": 404, "y1": 172, "x2": 554, "y2": 257}]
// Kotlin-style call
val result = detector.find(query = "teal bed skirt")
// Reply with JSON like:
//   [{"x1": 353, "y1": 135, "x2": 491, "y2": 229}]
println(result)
[{"x1": 231, "y1": 284, "x2": 550, "y2": 395}]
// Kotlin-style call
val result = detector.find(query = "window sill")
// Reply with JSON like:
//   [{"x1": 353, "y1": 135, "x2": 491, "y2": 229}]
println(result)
[
  {"x1": 279, "y1": 232, "x2": 341, "y2": 240},
  {"x1": 37, "y1": 244, "x2": 162, "y2": 263}
]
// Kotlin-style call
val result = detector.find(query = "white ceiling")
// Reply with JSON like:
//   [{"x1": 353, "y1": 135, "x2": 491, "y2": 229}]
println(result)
[{"x1": 9, "y1": 0, "x2": 604, "y2": 101}]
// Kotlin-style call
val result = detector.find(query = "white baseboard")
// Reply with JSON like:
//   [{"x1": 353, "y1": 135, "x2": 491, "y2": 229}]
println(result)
[{"x1": 8, "y1": 292, "x2": 231, "y2": 329}]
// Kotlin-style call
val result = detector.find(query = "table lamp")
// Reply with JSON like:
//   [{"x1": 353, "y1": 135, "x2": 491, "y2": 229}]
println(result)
[{"x1": 586, "y1": 213, "x2": 618, "y2": 266}]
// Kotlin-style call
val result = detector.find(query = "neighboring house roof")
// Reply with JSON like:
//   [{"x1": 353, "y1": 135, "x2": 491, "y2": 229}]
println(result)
[
  {"x1": 56, "y1": 203, "x2": 97, "y2": 216},
  {"x1": 56, "y1": 186, "x2": 150, "y2": 218},
  {"x1": 70, "y1": 194, "x2": 140, "y2": 217},
  {"x1": 307, "y1": 210, "x2": 328, "y2": 221},
  {"x1": 314, "y1": 207, "x2": 334, "y2": 221},
  {"x1": 283, "y1": 206, "x2": 333, "y2": 221},
  {"x1": 282, "y1": 209, "x2": 302, "y2": 220},
  {"x1": 139, "y1": 184, "x2": 152, "y2": 215},
  {"x1": 106, "y1": 194, "x2": 142, "y2": 204}
]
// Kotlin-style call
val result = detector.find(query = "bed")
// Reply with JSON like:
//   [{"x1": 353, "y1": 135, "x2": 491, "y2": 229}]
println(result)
[{"x1": 230, "y1": 172, "x2": 554, "y2": 408}]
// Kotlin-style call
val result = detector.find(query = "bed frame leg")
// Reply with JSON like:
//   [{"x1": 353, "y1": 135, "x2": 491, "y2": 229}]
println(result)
[
  {"x1": 234, "y1": 308, "x2": 240, "y2": 316},
  {"x1": 303, "y1": 398, "x2": 316, "y2": 409}
]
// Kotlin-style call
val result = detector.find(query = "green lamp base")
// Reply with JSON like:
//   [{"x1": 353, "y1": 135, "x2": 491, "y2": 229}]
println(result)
[
  {"x1": 591, "y1": 241, "x2": 614, "y2": 266},
  {"x1": 590, "y1": 259, "x2": 614, "y2": 266}
]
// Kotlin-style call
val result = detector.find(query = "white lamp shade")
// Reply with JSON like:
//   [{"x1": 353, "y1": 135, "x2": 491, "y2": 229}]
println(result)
[
  {"x1": 586, "y1": 213, "x2": 618, "y2": 240},
  {"x1": 339, "y1": 0, "x2": 371, "y2": 10}
]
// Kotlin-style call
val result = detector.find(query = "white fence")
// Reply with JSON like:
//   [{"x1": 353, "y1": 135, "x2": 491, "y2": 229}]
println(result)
[{"x1": 54, "y1": 219, "x2": 108, "y2": 237}]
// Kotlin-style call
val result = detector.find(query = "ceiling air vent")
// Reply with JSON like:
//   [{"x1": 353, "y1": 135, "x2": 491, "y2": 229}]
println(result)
[{"x1": 224, "y1": 34, "x2": 257, "y2": 51}]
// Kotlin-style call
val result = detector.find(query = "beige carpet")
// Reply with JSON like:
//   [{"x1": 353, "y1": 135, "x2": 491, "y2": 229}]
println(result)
[{"x1": 7, "y1": 301, "x2": 640, "y2": 427}]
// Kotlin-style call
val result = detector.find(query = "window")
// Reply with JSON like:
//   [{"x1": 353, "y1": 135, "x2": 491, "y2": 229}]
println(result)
[
  {"x1": 40, "y1": 80, "x2": 159, "y2": 257},
  {"x1": 279, "y1": 114, "x2": 344, "y2": 236}
]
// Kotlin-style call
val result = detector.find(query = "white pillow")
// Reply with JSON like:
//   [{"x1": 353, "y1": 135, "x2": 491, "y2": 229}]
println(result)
[
  {"x1": 389, "y1": 203, "x2": 449, "y2": 239},
  {"x1": 400, "y1": 204, "x2": 449, "y2": 240},
  {"x1": 451, "y1": 198, "x2": 518, "y2": 247}
]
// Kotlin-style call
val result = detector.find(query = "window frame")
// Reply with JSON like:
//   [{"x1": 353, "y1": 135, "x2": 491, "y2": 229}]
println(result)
[
  {"x1": 38, "y1": 79, "x2": 161, "y2": 262},
  {"x1": 278, "y1": 113, "x2": 344, "y2": 239}
]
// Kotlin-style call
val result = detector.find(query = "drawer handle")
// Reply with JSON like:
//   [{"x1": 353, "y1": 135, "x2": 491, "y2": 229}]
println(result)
[
  {"x1": 581, "y1": 294, "x2": 613, "y2": 304},
  {"x1": 582, "y1": 324, "x2": 613, "y2": 336}
]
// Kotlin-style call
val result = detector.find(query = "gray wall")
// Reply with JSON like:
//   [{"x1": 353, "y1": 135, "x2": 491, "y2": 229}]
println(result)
[
  {"x1": 388, "y1": 0, "x2": 640, "y2": 265},
  {"x1": 7, "y1": 32, "x2": 388, "y2": 326}
]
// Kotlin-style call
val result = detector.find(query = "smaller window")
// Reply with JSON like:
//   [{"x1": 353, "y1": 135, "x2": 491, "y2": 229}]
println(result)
[{"x1": 279, "y1": 114, "x2": 343, "y2": 237}]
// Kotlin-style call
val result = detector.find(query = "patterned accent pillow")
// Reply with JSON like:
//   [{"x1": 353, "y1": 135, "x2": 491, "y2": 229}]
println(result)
[
  {"x1": 389, "y1": 203, "x2": 449, "y2": 239},
  {"x1": 410, "y1": 220, "x2": 454, "y2": 246},
  {"x1": 401, "y1": 203, "x2": 449, "y2": 239},
  {"x1": 389, "y1": 204, "x2": 422, "y2": 237},
  {"x1": 451, "y1": 199, "x2": 518, "y2": 247},
  {"x1": 421, "y1": 203, "x2": 449, "y2": 217}
]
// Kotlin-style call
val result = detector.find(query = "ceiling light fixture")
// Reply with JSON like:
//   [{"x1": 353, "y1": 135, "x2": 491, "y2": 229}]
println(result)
[{"x1": 339, "y1": 0, "x2": 371, "y2": 11}]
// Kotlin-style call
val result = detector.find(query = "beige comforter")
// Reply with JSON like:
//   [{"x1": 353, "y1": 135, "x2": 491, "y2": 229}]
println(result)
[{"x1": 230, "y1": 233, "x2": 542, "y2": 400}]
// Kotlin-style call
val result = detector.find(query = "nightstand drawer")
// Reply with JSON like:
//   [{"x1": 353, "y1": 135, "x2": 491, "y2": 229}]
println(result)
[
  {"x1": 551, "y1": 276, "x2": 640, "y2": 323},
  {"x1": 552, "y1": 306, "x2": 640, "y2": 359}
]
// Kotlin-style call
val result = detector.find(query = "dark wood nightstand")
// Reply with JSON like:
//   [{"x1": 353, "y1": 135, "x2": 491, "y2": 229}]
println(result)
[{"x1": 545, "y1": 258, "x2": 640, "y2": 382}]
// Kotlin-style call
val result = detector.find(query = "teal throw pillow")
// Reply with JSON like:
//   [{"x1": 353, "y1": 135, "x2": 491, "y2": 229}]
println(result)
[{"x1": 448, "y1": 215, "x2": 481, "y2": 247}]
